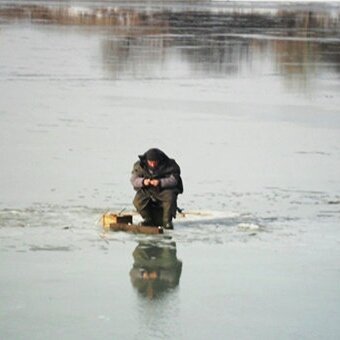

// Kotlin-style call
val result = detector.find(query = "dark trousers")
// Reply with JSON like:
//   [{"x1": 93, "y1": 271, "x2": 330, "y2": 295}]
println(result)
[{"x1": 133, "y1": 188, "x2": 178, "y2": 226}]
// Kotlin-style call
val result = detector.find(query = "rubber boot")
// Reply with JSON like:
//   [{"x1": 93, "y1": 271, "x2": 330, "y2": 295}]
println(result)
[
  {"x1": 163, "y1": 221, "x2": 174, "y2": 230},
  {"x1": 139, "y1": 208, "x2": 154, "y2": 226}
]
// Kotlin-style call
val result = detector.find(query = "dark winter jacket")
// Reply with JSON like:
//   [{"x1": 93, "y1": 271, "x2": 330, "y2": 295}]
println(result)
[{"x1": 130, "y1": 149, "x2": 183, "y2": 194}]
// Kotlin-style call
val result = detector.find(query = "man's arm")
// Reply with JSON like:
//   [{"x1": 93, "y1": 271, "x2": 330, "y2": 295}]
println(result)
[
  {"x1": 160, "y1": 174, "x2": 178, "y2": 188},
  {"x1": 130, "y1": 162, "x2": 146, "y2": 190},
  {"x1": 130, "y1": 172, "x2": 144, "y2": 189}
]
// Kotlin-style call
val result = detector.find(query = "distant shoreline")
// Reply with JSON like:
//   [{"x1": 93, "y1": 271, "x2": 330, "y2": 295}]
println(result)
[{"x1": 0, "y1": 0, "x2": 339, "y2": 15}]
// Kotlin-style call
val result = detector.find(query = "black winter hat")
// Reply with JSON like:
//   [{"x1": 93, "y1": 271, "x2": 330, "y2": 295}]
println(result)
[{"x1": 145, "y1": 148, "x2": 165, "y2": 161}]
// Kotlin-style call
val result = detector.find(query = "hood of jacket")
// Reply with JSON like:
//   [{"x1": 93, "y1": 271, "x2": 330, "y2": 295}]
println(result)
[{"x1": 138, "y1": 148, "x2": 169, "y2": 166}]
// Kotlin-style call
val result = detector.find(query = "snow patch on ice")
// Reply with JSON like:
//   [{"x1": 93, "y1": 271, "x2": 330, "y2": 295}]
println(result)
[{"x1": 237, "y1": 223, "x2": 261, "y2": 231}]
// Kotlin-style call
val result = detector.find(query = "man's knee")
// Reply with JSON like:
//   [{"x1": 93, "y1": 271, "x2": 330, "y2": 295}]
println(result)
[
  {"x1": 133, "y1": 196, "x2": 140, "y2": 209},
  {"x1": 160, "y1": 189, "x2": 177, "y2": 202},
  {"x1": 133, "y1": 191, "x2": 150, "y2": 211}
]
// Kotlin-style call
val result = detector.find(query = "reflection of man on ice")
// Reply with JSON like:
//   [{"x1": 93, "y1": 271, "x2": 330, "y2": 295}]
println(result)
[
  {"x1": 129, "y1": 241, "x2": 183, "y2": 299},
  {"x1": 130, "y1": 148, "x2": 183, "y2": 229}
]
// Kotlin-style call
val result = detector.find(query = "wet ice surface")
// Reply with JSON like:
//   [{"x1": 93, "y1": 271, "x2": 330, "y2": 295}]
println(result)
[{"x1": 1, "y1": 1, "x2": 340, "y2": 339}]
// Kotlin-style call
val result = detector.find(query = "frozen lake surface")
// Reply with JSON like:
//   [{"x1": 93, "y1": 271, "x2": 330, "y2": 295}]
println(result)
[{"x1": 0, "y1": 1, "x2": 340, "y2": 339}]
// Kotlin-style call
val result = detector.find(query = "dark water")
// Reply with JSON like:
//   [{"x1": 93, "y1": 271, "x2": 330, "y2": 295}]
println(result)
[
  {"x1": 1, "y1": 1, "x2": 340, "y2": 80},
  {"x1": 0, "y1": 1, "x2": 340, "y2": 339}
]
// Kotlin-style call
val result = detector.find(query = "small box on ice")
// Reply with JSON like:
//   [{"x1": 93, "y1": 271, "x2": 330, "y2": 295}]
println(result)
[{"x1": 102, "y1": 213, "x2": 133, "y2": 228}]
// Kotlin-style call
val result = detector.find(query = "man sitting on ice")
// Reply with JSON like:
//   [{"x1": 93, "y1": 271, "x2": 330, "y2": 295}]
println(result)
[{"x1": 130, "y1": 148, "x2": 183, "y2": 229}]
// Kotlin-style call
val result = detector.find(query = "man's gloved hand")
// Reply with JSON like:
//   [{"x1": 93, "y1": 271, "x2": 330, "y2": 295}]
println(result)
[
  {"x1": 150, "y1": 179, "x2": 160, "y2": 187},
  {"x1": 143, "y1": 178, "x2": 151, "y2": 186}
]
